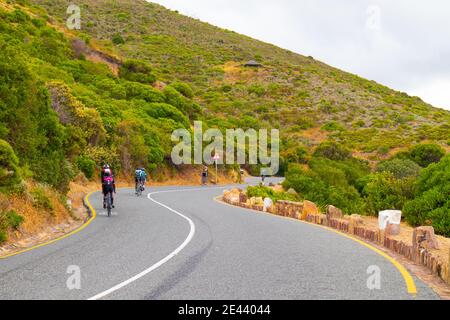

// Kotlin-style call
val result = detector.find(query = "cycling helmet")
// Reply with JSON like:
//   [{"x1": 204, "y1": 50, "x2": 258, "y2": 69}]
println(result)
[{"x1": 103, "y1": 164, "x2": 110, "y2": 170}]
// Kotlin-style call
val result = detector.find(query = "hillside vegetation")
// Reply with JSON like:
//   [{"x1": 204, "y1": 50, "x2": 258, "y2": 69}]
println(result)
[{"x1": 0, "y1": 0, "x2": 449, "y2": 239}]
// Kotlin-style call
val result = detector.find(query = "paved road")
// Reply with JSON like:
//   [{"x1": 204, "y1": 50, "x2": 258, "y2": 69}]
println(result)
[{"x1": 0, "y1": 178, "x2": 439, "y2": 300}]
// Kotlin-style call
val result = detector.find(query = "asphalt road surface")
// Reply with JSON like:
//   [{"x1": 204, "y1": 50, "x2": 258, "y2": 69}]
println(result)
[{"x1": 0, "y1": 178, "x2": 439, "y2": 300}]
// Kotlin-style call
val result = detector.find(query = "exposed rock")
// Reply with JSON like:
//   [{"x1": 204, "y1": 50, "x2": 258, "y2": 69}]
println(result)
[
  {"x1": 301, "y1": 200, "x2": 319, "y2": 220},
  {"x1": 413, "y1": 226, "x2": 440, "y2": 250},
  {"x1": 275, "y1": 200, "x2": 303, "y2": 218},
  {"x1": 350, "y1": 214, "x2": 364, "y2": 225},
  {"x1": 287, "y1": 188, "x2": 298, "y2": 196},
  {"x1": 386, "y1": 222, "x2": 400, "y2": 236},
  {"x1": 248, "y1": 197, "x2": 264, "y2": 206},
  {"x1": 239, "y1": 192, "x2": 247, "y2": 203},
  {"x1": 223, "y1": 188, "x2": 241, "y2": 203},
  {"x1": 326, "y1": 205, "x2": 343, "y2": 220}
]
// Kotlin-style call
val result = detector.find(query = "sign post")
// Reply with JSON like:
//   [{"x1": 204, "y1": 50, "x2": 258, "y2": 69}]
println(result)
[{"x1": 213, "y1": 154, "x2": 220, "y2": 184}]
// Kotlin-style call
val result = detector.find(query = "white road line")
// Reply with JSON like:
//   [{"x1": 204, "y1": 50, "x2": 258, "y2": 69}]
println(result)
[{"x1": 88, "y1": 186, "x2": 227, "y2": 300}]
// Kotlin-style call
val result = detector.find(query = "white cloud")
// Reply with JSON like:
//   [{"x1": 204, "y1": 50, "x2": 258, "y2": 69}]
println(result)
[
  {"x1": 150, "y1": 0, "x2": 450, "y2": 110},
  {"x1": 410, "y1": 79, "x2": 450, "y2": 109}
]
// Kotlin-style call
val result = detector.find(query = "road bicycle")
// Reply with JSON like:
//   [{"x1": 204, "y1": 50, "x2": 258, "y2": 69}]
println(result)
[
  {"x1": 105, "y1": 191, "x2": 113, "y2": 217},
  {"x1": 135, "y1": 180, "x2": 145, "y2": 197}
]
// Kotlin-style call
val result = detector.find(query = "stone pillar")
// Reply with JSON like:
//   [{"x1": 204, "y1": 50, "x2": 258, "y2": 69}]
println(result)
[{"x1": 301, "y1": 200, "x2": 318, "y2": 220}]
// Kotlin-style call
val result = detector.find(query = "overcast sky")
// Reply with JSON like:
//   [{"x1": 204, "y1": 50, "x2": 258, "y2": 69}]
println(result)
[{"x1": 150, "y1": 0, "x2": 450, "y2": 111}]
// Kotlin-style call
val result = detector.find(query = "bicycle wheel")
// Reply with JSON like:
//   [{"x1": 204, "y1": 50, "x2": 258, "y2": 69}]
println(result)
[{"x1": 107, "y1": 193, "x2": 112, "y2": 217}]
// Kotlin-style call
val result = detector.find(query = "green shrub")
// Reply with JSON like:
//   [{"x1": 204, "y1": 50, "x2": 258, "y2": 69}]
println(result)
[
  {"x1": 321, "y1": 121, "x2": 344, "y2": 132},
  {"x1": 169, "y1": 82, "x2": 194, "y2": 98},
  {"x1": 5, "y1": 210, "x2": 24, "y2": 229},
  {"x1": 112, "y1": 33, "x2": 125, "y2": 45},
  {"x1": 376, "y1": 158, "x2": 421, "y2": 179},
  {"x1": 408, "y1": 144, "x2": 445, "y2": 168},
  {"x1": 284, "y1": 146, "x2": 309, "y2": 164},
  {"x1": 247, "y1": 185, "x2": 299, "y2": 202},
  {"x1": 31, "y1": 187, "x2": 54, "y2": 212},
  {"x1": 140, "y1": 102, "x2": 190, "y2": 128},
  {"x1": 403, "y1": 154, "x2": 450, "y2": 236},
  {"x1": 283, "y1": 163, "x2": 365, "y2": 214},
  {"x1": 76, "y1": 155, "x2": 96, "y2": 179},
  {"x1": 120, "y1": 59, "x2": 156, "y2": 84},
  {"x1": 163, "y1": 86, "x2": 201, "y2": 118},
  {"x1": 313, "y1": 141, "x2": 352, "y2": 161},
  {"x1": 124, "y1": 81, "x2": 165, "y2": 102},
  {"x1": 0, "y1": 45, "x2": 71, "y2": 191},
  {"x1": 0, "y1": 209, "x2": 24, "y2": 244},
  {"x1": 0, "y1": 139, "x2": 22, "y2": 191},
  {"x1": 7, "y1": 9, "x2": 30, "y2": 23},
  {"x1": 363, "y1": 172, "x2": 414, "y2": 216},
  {"x1": 248, "y1": 84, "x2": 265, "y2": 97},
  {"x1": 222, "y1": 85, "x2": 232, "y2": 93}
]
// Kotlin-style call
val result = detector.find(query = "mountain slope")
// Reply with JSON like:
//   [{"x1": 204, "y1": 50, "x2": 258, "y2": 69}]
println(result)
[
  {"x1": 27, "y1": 0, "x2": 450, "y2": 161},
  {"x1": 0, "y1": 0, "x2": 449, "y2": 243}
]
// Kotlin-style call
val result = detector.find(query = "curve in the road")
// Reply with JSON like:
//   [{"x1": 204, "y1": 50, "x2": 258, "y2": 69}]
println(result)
[
  {"x1": 215, "y1": 196, "x2": 417, "y2": 296},
  {"x1": 0, "y1": 181, "x2": 439, "y2": 300}
]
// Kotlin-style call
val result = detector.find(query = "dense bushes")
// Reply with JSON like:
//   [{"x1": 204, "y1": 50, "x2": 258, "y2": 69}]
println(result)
[
  {"x1": 0, "y1": 209, "x2": 24, "y2": 244},
  {"x1": 362, "y1": 172, "x2": 414, "y2": 215},
  {"x1": 76, "y1": 155, "x2": 96, "y2": 179},
  {"x1": 169, "y1": 82, "x2": 194, "y2": 99},
  {"x1": 140, "y1": 102, "x2": 190, "y2": 128},
  {"x1": 163, "y1": 86, "x2": 202, "y2": 119},
  {"x1": 408, "y1": 144, "x2": 445, "y2": 168},
  {"x1": 403, "y1": 155, "x2": 450, "y2": 236},
  {"x1": 124, "y1": 81, "x2": 165, "y2": 102},
  {"x1": 0, "y1": 39, "x2": 69, "y2": 191},
  {"x1": 247, "y1": 185, "x2": 299, "y2": 202},
  {"x1": 0, "y1": 7, "x2": 207, "y2": 190},
  {"x1": 313, "y1": 142, "x2": 352, "y2": 161},
  {"x1": 119, "y1": 59, "x2": 156, "y2": 84},
  {"x1": 376, "y1": 158, "x2": 421, "y2": 179},
  {"x1": 283, "y1": 157, "x2": 368, "y2": 214},
  {"x1": 0, "y1": 140, "x2": 22, "y2": 191},
  {"x1": 283, "y1": 140, "x2": 449, "y2": 235},
  {"x1": 394, "y1": 143, "x2": 445, "y2": 168}
]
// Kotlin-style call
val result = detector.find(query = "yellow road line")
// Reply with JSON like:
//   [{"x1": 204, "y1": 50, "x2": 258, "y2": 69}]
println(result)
[
  {"x1": 0, "y1": 191, "x2": 98, "y2": 260},
  {"x1": 214, "y1": 196, "x2": 417, "y2": 297}
]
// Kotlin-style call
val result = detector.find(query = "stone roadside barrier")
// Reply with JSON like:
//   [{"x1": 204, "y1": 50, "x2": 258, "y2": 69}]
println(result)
[{"x1": 222, "y1": 189, "x2": 450, "y2": 285}]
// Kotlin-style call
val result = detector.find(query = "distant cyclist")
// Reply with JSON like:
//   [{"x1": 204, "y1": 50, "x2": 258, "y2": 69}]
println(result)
[
  {"x1": 101, "y1": 164, "x2": 116, "y2": 208},
  {"x1": 135, "y1": 167, "x2": 147, "y2": 193}
]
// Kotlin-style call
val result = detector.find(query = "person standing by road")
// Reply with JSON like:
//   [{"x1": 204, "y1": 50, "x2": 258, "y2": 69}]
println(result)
[{"x1": 201, "y1": 166, "x2": 208, "y2": 186}]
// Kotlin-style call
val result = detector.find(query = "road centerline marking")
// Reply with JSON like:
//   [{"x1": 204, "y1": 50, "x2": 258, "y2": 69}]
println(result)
[{"x1": 88, "y1": 186, "x2": 227, "y2": 300}]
